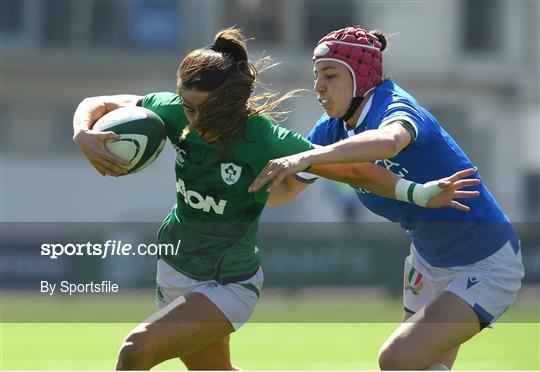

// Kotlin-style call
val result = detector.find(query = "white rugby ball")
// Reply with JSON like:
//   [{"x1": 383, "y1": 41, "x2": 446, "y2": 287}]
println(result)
[{"x1": 93, "y1": 106, "x2": 167, "y2": 175}]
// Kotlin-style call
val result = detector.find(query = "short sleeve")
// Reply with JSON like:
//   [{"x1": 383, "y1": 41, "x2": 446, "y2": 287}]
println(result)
[
  {"x1": 244, "y1": 116, "x2": 313, "y2": 203},
  {"x1": 376, "y1": 102, "x2": 430, "y2": 146},
  {"x1": 138, "y1": 92, "x2": 187, "y2": 135},
  {"x1": 307, "y1": 115, "x2": 331, "y2": 146},
  {"x1": 266, "y1": 124, "x2": 313, "y2": 159},
  {"x1": 243, "y1": 115, "x2": 312, "y2": 171},
  {"x1": 307, "y1": 126, "x2": 320, "y2": 144},
  {"x1": 140, "y1": 92, "x2": 180, "y2": 112}
]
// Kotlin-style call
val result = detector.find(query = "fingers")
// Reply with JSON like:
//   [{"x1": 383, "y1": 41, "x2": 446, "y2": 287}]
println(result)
[
  {"x1": 100, "y1": 131, "x2": 120, "y2": 141},
  {"x1": 436, "y1": 180, "x2": 451, "y2": 188},
  {"x1": 249, "y1": 155, "x2": 307, "y2": 192},
  {"x1": 88, "y1": 144, "x2": 130, "y2": 175},
  {"x1": 77, "y1": 130, "x2": 130, "y2": 176},
  {"x1": 452, "y1": 191, "x2": 480, "y2": 199},
  {"x1": 267, "y1": 171, "x2": 287, "y2": 192},
  {"x1": 450, "y1": 200, "x2": 470, "y2": 212},
  {"x1": 94, "y1": 157, "x2": 128, "y2": 177},
  {"x1": 248, "y1": 173, "x2": 273, "y2": 193},
  {"x1": 448, "y1": 168, "x2": 476, "y2": 182},
  {"x1": 93, "y1": 163, "x2": 107, "y2": 176},
  {"x1": 249, "y1": 162, "x2": 278, "y2": 192},
  {"x1": 99, "y1": 132, "x2": 131, "y2": 165},
  {"x1": 452, "y1": 179, "x2": 481, "y2": 189},
  {"x1": 101, "y1": 149, "x2": 130, "y2": 166},
  {"x1": 436, "y1": 168, "x2": 480, "y2": 189}
]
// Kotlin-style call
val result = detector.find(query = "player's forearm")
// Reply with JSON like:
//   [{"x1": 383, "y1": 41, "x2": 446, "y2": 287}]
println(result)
[
  {"x1": 73, "y1": 95, "x2": 141, "y2": 136},
  {"x1": 310, "y1": 163, "x2": 399, "y2": 199},
  {"x1": 73, "y1": 98, "x2": 108, "y2": 136},
  {"x1": 312, "y1": 162, "x2": 445, "y2": 207},
  {"x1": 303, "y1": 129, "x2": 400, "y2": 166},
  {"x1": 266, "y1": 175, "x2": 309, "y2": 206},
  {"x1": 348, "y1": 164, "x2": 400, "y2": 198}
]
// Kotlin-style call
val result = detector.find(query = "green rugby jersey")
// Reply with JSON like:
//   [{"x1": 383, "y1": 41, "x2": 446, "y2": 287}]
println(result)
[{"x1": 140, "y1": 92, "x2": 312, "y2": 283}]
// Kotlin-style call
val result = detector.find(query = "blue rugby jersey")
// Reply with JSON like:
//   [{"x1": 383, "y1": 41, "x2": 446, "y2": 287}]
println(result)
[{"x1": 308, "y1": 80, "x2": 519, "y2": 267}]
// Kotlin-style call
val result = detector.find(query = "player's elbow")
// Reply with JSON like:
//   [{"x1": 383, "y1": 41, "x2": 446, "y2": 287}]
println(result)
[
  {"x1": 377, "y1": 126, "x2": 412, "y2": 159},
  {"x1": 79, "y1": 96, "x2": 101, "y2": 108},
  {"x1": 379, "y1": 133, "x2": 403, "y2": 159},
  {"x1": 266, "y1": 177, "x2": 307, "y2": 206},
  {"x1": 265, "y1": 198, "x2": 281, "y2": 207},
  {"x1": 266, "y1": 194, "x2": 290, "y2": 207},
  {"x1": 76, "y1": 97, "x2": 107, "y2": 116}
]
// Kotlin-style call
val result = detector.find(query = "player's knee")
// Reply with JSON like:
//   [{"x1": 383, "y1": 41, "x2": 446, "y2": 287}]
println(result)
[
  {"x1": 378, "y1": 342, "x2": 423, "y2": 370},
  {"x1": 182, "y1": 339, "x2": 233, "y2": 370},
  {"x1": 116, "y1": 334, "x2": 157, "y2": 370},
  {"x1": 183, "y1": 357, "x2": 233, "y2": 371},
  {"x1": 378, "y1": 345, "x2": 401, "y2": 370}
]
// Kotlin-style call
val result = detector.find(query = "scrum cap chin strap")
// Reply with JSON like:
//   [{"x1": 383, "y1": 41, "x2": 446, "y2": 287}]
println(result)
[{"x1": 340, "y1": 97, "x2": 362, "y2": 122}]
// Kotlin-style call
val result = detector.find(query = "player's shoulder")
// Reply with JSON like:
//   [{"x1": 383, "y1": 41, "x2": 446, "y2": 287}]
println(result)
[
  {"x1": 141, "y1": 92, "x2": 182, "y2": 109},
  {"x1": 373, "y1": 80, "x2": 422, "y2": 112},
  {"x1": 139, "y1": 92, "x2": 187, "y2": 129},
  {"x1": 368, "y1": 80, "x2": 429, "y2": 127},
  {"x1": 239, "y1": 113, "x2": 309, "y2": 155},
  {"x1": 244, "y1": 113, "x2": 288, "y2": 142},
  {"x1": 312, "y1": 112, "x2": 342, "y2": 135},
  {"x1": 375, "y1": 80, "x2": 410, "y2": 98}
]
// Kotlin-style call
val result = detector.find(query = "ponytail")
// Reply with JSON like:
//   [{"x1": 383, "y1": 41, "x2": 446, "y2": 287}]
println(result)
[{"x1": 210, "y1": 28, "x2": 248, "y2": 63}]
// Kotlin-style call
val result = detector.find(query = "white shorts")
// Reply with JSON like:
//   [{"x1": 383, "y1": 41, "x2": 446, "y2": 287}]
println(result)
[
  {"x1": 155, "y1": 259, "x2": 263, "y2": 331},
  {"x1": 403, "y1": 240, "x2": 524, "y2": 326}
]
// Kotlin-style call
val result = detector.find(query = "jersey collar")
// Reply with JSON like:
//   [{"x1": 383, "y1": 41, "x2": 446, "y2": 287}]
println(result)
[{"x1": 343, "y1": 94, "x2": 374, "y2": 136}]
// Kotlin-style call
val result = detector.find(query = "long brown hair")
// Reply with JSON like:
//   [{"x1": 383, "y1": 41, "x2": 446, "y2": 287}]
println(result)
[{"x1": 177, "y1": 27, "x2": 299, "y2": 159}]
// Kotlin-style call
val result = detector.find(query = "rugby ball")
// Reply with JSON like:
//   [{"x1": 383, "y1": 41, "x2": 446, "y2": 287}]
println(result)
[{"x1": 93, "y1": 106, "x2": 166, "y2": 175}]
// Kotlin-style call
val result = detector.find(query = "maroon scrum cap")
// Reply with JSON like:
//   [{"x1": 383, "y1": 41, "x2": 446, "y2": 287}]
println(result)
[{"x1": 313, "y1": 27, "x2": 383, "y2": 98}]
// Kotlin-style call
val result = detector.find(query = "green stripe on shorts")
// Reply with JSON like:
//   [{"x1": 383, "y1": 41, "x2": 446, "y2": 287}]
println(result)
[{"x1": 239, "y1": 283, "x2": 260, "y2": 298}]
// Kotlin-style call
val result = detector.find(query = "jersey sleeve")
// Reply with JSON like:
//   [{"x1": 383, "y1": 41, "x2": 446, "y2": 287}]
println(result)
[
  {"x1": 138, "y1": 92, "x2": 188, "y2": 135},
  {"x1": 267, "y1": 124, "x2": 313, "y2": 159},
  {"x1": 375, "y1": 101, "x2": 430, "y2": 146},
  {"x1": 307, "y1": 115, "x2": 331, "y2": 146},
  {"x1": 246, "y1": 115, "x2": 313, "y2": 203},
  {"x1": 139, "y1": 92, "x2": 180, "y2": 112}
]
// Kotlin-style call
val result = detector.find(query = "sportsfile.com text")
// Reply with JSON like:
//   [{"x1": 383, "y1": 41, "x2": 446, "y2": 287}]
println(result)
[{"x1": 40, "y1": 240, "x2": 181, "y2": 259}]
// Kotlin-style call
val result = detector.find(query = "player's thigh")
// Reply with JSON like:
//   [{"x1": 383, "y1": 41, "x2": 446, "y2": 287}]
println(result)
[
  {"x1": 157, "y1": 259, "x2": 263, "y2": 332},
  {"x1": 401, "y1": 310, "x2": 460, "y2": 369},
  {"x1": 384, "y1": 291, "x2": 479, "y2": 367},
  {"x1": 121, "y1": 292, "x2": 234, "y2": 365},
  {"x1": 180, "y1": 335, "x2": 234, "y2": 370}
]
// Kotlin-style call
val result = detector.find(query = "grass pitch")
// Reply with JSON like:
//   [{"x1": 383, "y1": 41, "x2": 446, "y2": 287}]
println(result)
[{"x1": 1, "y1": 292, "x2": 538, "y2": 370}]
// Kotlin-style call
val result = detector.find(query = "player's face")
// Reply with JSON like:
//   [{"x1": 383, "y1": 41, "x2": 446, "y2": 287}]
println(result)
[
  {"x1": 180, "y1": 89, "x2": 211, "y2": 125},
  {"x1": 313, "y1": 61, "x2": 353, "y2": 118}
]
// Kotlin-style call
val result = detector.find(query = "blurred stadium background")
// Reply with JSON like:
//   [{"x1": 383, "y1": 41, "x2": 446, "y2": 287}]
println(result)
[{"x1": 1, "y1": 0, "x2": 539, "y2": 370}]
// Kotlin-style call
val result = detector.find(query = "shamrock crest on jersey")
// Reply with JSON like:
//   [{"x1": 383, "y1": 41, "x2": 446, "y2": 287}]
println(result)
[{"x1": 221, "y1": 163, "x2": 242, "y2": 185}]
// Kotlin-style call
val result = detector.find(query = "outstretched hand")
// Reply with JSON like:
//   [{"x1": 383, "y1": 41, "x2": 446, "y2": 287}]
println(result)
[
  {"x1": 426, "y1": 168, "x2": 480, "y2": 211},
  {"x1": 73, "y1": 130, "x2": 130, "y2": 177},
  {"x1": 248, "y1": 153, "x2": 309, "y2": 193}
]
